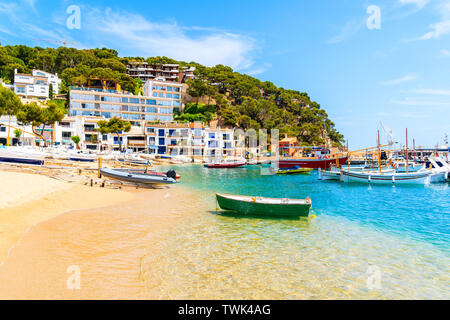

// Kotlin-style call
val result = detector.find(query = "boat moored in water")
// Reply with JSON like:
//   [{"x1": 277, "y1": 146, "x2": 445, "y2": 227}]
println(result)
[
  {"x1": 205, "y1": 161, "x2": 247, "y2": 168},
  {"x1": 216, "y1": 194, "x2": 312, "y2": 218},
  {"x1": 278, "y1": 156, "x2": 348, "y2": 169},
  {"x1": 277, "y1": 166, "x2": 313, "y2": 175}
]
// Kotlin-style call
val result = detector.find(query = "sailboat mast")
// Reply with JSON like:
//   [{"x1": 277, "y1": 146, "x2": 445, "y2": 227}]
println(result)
[
  {"x1": 413, "y1": 138, "x2": 416, "y2": 163},
  {"x1": 347, "y1": 140, "x2": 350, "y2": 171},
  {"x1": 406, "y1": 128, "x2": 409, "y2": 174},
  {"x1": 378, "y1": 130, "x2": 381, "y2": 174}
]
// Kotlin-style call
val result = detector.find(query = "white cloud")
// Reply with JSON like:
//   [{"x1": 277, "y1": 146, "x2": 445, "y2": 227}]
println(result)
[
  {"x1": 245, "y1": 63, "x2": 272, "y2": 76},
  {"x1": 415, "y1": 20, "x2": 450, "y2": 40},
  {"x1": 327, "y1": 19, "x2": 364, "y2": 44},
  {"x1": 380, "y1": 74, "x2": 418, "y2": 86},
  {"x1": 390, "y1": 97, "x2": 450, "y2": 106},
  {"x1": 441, "y1": 49, "x2": 450, "y2": 55},
  {"x1": 398, "y1": 0, "x2": 430, "y2": 9},
  {"x1": 412, "y1": 1, "x2": 450, "y2": 41},
  {"x1": 83, "y1": 8, "x2": 257, "y2": 71},
  {"x1": 412, "y1": 88, "x2": 450, "y2": 95}
]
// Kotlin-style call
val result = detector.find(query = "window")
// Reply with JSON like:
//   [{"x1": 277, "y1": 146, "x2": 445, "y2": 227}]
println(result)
[
  {"x1": 146, "y1": 107, "x2": 157, "y2": 113},
  {"x1": 104, "y1": 96, "x2": 120, "y2": 103},
  {"x1": 146, "y1": 99, "x2": 156, "y2": 105},
  {"x1": 62, "y1": 132, "x2": 72, "y2": 139},
  {"x1": 158, "y1": 129, "x2": 165, "y2": 137},
  {"x1": 158, "y1": 115, "x2": 172, "y2": 122},
  {"x1": 159, "y1": 108, "x2": 172, "y2": 114},
  {"x1": 130, "y1": 98, "x2": 139, "y2": 104},
  {"x1": 128, "y1": 113, "x2": 140, "y2": 120},
  {"x1": 122, "y1": 97, "x2": 129, "y2": 103},
  {"x1": 81, "y1": 94, "x2": 95, "y2": 100},
  {"x1": 16, "y1": 87, "x2": 25, "y2": 93},
  {"x1": 0, "y1": 126, "x2": 6, "y2": 132},
  {"x1": 102, "y1": 104, "x2": 121, "y2": 111}
]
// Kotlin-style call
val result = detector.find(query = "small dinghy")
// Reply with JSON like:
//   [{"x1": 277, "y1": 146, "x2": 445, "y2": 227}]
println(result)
[
  {"x1": 114, "y1": 168, "x2": 181, "y2": 180},
  {"x1": 100, "y1": 168, "x2": 177, "y2": 185},
  {"x1": 277, "y1": 166, "x2": 313, "y2": 175},
  {"x1": 216, "y1": 194, "x2": 312, "y2": 218}
]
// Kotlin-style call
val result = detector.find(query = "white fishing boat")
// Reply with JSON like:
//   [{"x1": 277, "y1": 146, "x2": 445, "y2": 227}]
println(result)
[
  {"x1": 318, "y1": 167, "x2": 342, "y2": 180},
  {"x1": 340, "y1": 130, "x2": 448, "y2": 185},
  {"x1": 0, "y1": 147, "x2": 45, "y2": 165},
  {"x1": 340, "y1": 169, "x2": 432, "y2": 184},
  {"x1": 427, "y1": 157, "x2": 450, "y2": 182},
  {"x1": 395, "y1": 161, "x2": 425, "y2": 173}
]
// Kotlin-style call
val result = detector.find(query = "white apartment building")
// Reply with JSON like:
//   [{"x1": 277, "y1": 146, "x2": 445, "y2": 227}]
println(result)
[
  {"x1": 143, "y1": 79, "x2": 183, "y2": 112},
  {"x1": 0, "y1": 116, "x2": 39, "y2": 146},
  {"x1": 13, "y1": 69, "x2": 61, "y2": 100},
  {"x1": 144, "y1": 122, "x2": 238, "y2": 159}
]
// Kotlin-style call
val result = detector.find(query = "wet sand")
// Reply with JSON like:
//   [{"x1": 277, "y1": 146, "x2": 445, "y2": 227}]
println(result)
[
  {"x1": 0, "y1": 171, "x2": 135, "y2": 265},
  {"x1": 0, "y1": 180, "x2": 201, "y2": 299}
]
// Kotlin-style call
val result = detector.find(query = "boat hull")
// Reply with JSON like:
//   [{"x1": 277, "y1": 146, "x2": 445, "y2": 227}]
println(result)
[
  {"x1": 318, "y1": 168, "x2": 341, "y2": 180},
  {"x1": 205, "y1": 162, "x2": 246, "y2": 169},
  {"x1": 277, "y1": 168, "x2": 313, "y2": 175},
  {"x1": 278, "y1": 157, "x2": 348, "y2": 169},
  {"x1": 341, "y1": 170, "x2": 431, "y2": 184},
  {"x1": 216, "y1": 194, "x2": 311, "y2": 218},
  {"x1": 0, "y1": 156, "x2": 44, "y2": 166},
  {"x1": 100, "y1": 168, "x2": 177, "y2": 185}
]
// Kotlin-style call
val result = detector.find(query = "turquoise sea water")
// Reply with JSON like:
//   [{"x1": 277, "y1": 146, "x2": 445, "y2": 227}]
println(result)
[{"x1": 143, "y1": 165, "x2": 449, "y2": 299}]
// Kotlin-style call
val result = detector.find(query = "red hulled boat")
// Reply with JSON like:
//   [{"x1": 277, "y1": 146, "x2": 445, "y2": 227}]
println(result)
[
  {"x1": 204, "y1": 162, "x2": 247, "y2": 169},
  {"x1": 278, "y1": 156, "x2": 348, "y2": 169}
]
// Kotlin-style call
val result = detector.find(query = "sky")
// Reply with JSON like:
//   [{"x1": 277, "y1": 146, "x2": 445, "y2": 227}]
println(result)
[{"x1": 0, "y1": 0, "x2": 449, "y2": 149}]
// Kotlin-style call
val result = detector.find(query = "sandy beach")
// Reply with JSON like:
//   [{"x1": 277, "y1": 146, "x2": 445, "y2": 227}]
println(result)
[
  {"x1": 0, "y1": 170, "x2": 135, "y2": 266},
  {"x1": 0, "y1": 168, "x2": 200, "y2": 299}
]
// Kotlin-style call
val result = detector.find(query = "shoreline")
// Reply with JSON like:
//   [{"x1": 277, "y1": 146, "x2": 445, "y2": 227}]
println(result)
[
  {"x1": 0, "y1": 167, "x2": 201, "y2": 299},
  {"x1": 0, "y1": 170, "x2": 136, "y2": 265}
]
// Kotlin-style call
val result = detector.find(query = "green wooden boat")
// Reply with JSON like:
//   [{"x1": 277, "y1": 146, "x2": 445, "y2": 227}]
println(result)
[
  {"x1": 216, "y1": 194, "x2": 312, "y2": 218},
  {"x1": 277, "y1": 167, "x2": 314, "y2": 175}
]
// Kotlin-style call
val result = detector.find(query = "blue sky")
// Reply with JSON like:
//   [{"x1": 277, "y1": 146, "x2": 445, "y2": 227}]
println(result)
[{"x1": 0, "y1": 0, "x2": 449, "y2": 148}]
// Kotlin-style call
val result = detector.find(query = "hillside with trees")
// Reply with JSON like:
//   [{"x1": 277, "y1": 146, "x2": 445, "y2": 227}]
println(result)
[{"x1": 0, "y1": 44, "x2": 344, "y2": 147}]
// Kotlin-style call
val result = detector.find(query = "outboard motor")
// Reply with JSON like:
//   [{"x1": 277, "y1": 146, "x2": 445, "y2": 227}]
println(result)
[{"x1": 166, "y1": 170, "x2": 177, "y2": 180}]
